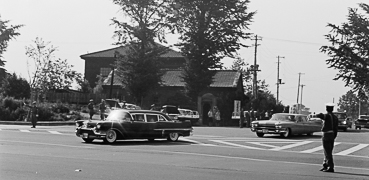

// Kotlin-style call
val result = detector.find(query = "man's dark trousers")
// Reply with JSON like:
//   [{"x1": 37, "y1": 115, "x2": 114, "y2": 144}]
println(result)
[{"x1": 322, "y1": 132, "x2": 335, "y2": 169}]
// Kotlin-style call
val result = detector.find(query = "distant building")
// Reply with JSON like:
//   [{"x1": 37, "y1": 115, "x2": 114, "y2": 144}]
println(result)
[{"x1": 80, "y1": 45, "x2": 245, "y2": 126}]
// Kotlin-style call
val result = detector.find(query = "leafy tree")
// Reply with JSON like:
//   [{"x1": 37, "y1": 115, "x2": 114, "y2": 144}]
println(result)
[
  {"x1": 0, "y1": 16, "x2": 23, "y2": 82},
  {"x1": 320, "y1": 3, "x2": 369, "y2": 98},
  {"x1": 25, "y1": 37, "x2": 81, "y2": 100},
  {"x1": 112, "y1": 0, "x2": 171, "y2": 104},
  {"x1": 169, "y1": 0, "x2": 255, "y2": 102},
  {"x1": 93, "y1": 75, "x2": 104, "y2": 94},
  {"x1": 1, "y1": 72, "x2": 30, "y2": 99},
  {"x1": 76, "y1": 77, "x2": 92, "y2": 93},
  {"x1": 337, "y1": 90, "x2": 369, "y2": 119}
]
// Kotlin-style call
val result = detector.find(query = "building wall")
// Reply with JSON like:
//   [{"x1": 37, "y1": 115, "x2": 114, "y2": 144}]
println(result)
[{"x1": 84, "y1": 57, "x2": 115, "y2": 87}]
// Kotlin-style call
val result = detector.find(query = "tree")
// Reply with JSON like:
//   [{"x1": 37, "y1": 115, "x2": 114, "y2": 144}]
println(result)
[
  {"x1": 337, "y1": 90, "x2": 368, "y2": 119},
  {"x1": 112, "y1": 0, "x2": 171, "y2": 104},
  {"x1": 169, "y1": 0, "x2": 255, "y2": 102},
  {"x1": 1, "y1": 72, "x2": 30, "y2": 99},
  {"x1": 0, "y1": 15, "x2": 23, "y2": 82},
  {"x1": 76, "y1": 77, "x2": 92, "y2": 93},
  {"x1": 320, "y1": 3, "x2": 369, "y2": 98},
  {"x1": 25, "y1": 37, "x2": 81, "y2": 100}
]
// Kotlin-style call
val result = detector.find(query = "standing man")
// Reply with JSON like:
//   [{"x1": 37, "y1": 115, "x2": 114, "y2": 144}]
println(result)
[
  {"x1": 208, "y1": 107, "x2": 214, "y2": 126},
  {"x1": 87, "y1": 99, "x2": 94, "y2": 120},
  {"x1": 99, "y1": 99, "x2": 106, "y2": 120},
  {"x1": 214, "y1": 106, "x2": 221, "y2": 126},
  {"x1": 24, "y1": 101, "x2": 38, "y2": 128},
  {"x1": 316, "y1": 103, "x2": 338, "y2": 173}
]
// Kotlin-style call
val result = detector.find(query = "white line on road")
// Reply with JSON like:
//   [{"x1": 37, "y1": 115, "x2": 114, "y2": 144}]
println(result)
[
  {"x1": 0, "y1": 139, "x2": 95, "y2": 149},
  {"x1": 300, "y1": 142, "x2": 341, "y2": 153},
  {"x1": 20, "y1": 130, "x2": 30, "y2": 133},
  {"x1": 48, "y1": 131, "x2": 62, "y2": 134},
  {"x1": 211, "y1": 140, "x2": 263, "y2": 150},
  {"x1": 335, "y1": 144, "x2": 369, "y2": 156},
  {"x1": 270, "y1": 141, "x2": 313, "y2": 151},
  {"x1": 247, "y1": 142, "x2": 278, "y2": 148}
]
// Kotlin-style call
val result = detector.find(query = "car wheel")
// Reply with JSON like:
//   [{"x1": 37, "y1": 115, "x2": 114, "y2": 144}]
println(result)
[
  {"x1": 167, "y1": 132, "x2": 179, "y2": 142},
  {"x1": 307, "y1": 132, "x2": 313, "y2": 136},
  {"x1": 256, "y1": 132, "x2": 264, "y2": 137},
  {"x1": 281, "y1": 128, "x2": 291, "y2": 138},
  {"x1": 148, "y1": 138, "x2": 155, "y2": 142},
  {"x1": 82, "y1": 138, "x2": 94, "y2": 143},
  {"x1": 105, "y1": 129, "x2": 117, "y2": 143}
]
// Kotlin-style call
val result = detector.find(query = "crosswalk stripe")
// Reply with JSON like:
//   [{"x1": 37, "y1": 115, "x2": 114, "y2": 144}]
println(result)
[
  {"x1": 211, "y1": 140, "x2": 263, "y2": 150},
  {"x1": 301, "y1": 142, "x2": 341, "y2": 153},
  {"x1": 48, "y1": 131, "x2": 62, "y2": 135},
  {"x1": 248, "y1": 142, "x2": 278, "y2": 148},
  {"x1": 335, "y1": 144, "x2": 369, "y2": 156},
  {"x1": 20, "y1": 130, "x2": 30, "y2": 132},
  {"x1": 270, "y1": 141, "x2": 313, "y2": 151}
]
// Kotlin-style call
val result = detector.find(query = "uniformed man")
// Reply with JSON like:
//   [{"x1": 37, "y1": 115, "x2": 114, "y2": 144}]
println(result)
[{"x1": 316, "y1": 103, "x2": 339, "y2": 173}]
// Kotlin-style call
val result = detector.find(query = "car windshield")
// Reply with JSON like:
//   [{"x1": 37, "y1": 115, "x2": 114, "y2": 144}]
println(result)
[
  {"x1": 359, "y1": 115, "x2": 369, "y2": 120},
  {"x1": 164, "y1": 106, "x2": 180, "y2": 114},
  {"x1": 106, "y1": 110, "x2": 132, "y2": 121},
  {"x1": 270, "y1": 114, "x2": 297, "y2": 122}
]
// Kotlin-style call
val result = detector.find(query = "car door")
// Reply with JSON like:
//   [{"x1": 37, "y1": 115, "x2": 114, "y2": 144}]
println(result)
[
  {"x1": 294, "y1": 116, "x2": 306, "y2": 134},
  {"x1": 144, "y1": 114, "x2": 160, "y2": 137},
  {"x1": 128, "y1": 113, "x2": 147, "y2": 138}
]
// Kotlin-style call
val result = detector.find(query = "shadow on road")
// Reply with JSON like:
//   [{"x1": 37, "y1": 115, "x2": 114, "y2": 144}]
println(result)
[{"x1": 82, "y1": 139, "x2": 195, "y2": 146}]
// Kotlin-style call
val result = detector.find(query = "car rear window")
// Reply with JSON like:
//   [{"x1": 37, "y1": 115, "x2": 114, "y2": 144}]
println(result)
[{"x1": 106, "y1": 110, "x2": 132, "y2": 121}]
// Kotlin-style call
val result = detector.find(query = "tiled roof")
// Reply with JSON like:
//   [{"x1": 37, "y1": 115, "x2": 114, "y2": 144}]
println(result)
[
  {"x1": 80, "y1": 45, "x2": 183, "y2": 59},
  {"x1": 103, "y1": 70, "x2": 241, "y2": 88}
]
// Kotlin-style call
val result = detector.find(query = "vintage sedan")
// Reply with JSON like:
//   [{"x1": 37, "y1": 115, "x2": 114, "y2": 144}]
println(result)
[
  {"x1": 251, "y1": 113, "x2": 322, "y2": 138},
  {"x1": 75, "y1": 109, "x2": 193, "y2": 143},
  {"x1": 354, "y1": 115, "x2": 369, "y2": 130}
]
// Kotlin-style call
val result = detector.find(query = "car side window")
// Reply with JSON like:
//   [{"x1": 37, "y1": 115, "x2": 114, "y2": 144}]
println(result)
[
  {"x1": 146, "y1": 115, "x2": 158, "y2": 122},
  {"x1": 132, "y1": 114, "x2": 145, "y2": 121},
  {"x1": 158, "y1": 115, "x2": 168, "y2": 121}
]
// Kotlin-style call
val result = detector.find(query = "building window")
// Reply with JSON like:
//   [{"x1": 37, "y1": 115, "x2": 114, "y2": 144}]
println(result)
[{"x1": 100, "y1": 68, "x2": 111, "y2": 77}]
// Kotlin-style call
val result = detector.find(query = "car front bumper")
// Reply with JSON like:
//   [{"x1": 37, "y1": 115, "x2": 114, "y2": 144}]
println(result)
[
  {"x1": 75, "y1": 127, "x2": 106, "y2": 139},
  {"x1": 251, "y1": 127, "x2": 287, "y2": 134}
]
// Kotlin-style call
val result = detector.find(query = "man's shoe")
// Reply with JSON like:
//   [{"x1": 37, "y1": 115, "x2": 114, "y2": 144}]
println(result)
[
  {"x1": 322, "y1": 168, "x2": 334, "y2": 173},
  {"x1": 319, "y1": 167, "x2": 327, "y2": 171}
]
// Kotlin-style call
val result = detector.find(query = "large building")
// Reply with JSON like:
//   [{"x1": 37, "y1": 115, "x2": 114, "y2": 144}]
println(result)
[{"x1": 80, "y1": 45, "x2": 245, "y2": 126}]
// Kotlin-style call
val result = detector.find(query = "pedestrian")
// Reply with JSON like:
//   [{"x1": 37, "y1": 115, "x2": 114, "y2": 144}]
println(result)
[
  {"x1": 99, "y1": 99, "x2": 106, "y2": 120},
  {"x1": 24, "y1": 101, "x2": 38, "y2": 128},
  {"x1": 316, "y1": 103, "x2": 339, "y2": 173},
  {"x1": 87, "y1": 99, "x2": 94, "y2": 120},
  {"x1": 208, "y1": 107, "x2": 214, "y2": 126},
  {"x1": 214, "y1": 106, "x2": 221, "y2": 126}
]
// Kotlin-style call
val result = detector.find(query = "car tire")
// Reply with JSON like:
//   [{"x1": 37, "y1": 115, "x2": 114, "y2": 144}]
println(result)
[
  {"x1": 167, "y1": 132, "x2": 179, "y2": 142},
  {"x1": 307, "y1": 132, "x2": 313, "y2": 136},
  {"x1": 82, "y1": 138, "x2": 94, "y2": 143},
  {"x1": 281, "y1": 128, "x2": 291, "y2": 138},
  {"x1": 148, "y1": 138, "x2": 155, "y2": 142},
  {"x1": 105, "y1": 129, "x2": 117, "y2": 143},
  {"x1": 256, "y1": 132, "x2": 264, "y2": 137}
]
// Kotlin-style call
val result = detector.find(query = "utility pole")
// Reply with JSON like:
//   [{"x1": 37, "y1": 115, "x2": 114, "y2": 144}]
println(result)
[
  {"x1": 276, "y1": 56, "x2": 285, "y2": 104},
  {"x1": 300, "y1": 84, "x2": 305, "y2": 113},
  {"x1": 250, "y1": 35, "x2": 262, "y2": 100},
  {"x1": 296, "y1": 73, "x2": 304, "y2": 113}
]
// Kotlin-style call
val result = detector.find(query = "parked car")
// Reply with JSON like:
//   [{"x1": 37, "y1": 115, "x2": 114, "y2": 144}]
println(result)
[
  {"x1": 178, "y1": 108, "x2": 199, "y2": 125},
  {"x1": 103, "y1": 99, "x2": 141, "y2": 117},
  {"x1": 75, "y1": 109, "x2": 193, "y2": 143},
  {"x1": 333, "y1": 112, "x2": 352, "y2": 131},
  {"x1": 161, "y1": 105, "x2": 180, "y2": 120},
  {"x1": 354, "y1": 115, "x2": 369, "y2": 130},
  {"x1": 251, "y1": 113, "x2": 322, "y2": 138}
]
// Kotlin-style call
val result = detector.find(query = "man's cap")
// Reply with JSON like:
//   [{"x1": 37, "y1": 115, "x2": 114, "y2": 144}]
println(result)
[
  {"x1": 151, "y1": 104, "x2": 155, "y2": 107},
  {"x1": 325, "y1": 103, "x2": 335, "y2": 107}
]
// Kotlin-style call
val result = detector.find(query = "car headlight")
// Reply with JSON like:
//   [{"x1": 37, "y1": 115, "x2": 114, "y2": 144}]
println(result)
[
  {"x1": 342, "y1": 121, "x2": 346, "y2": 125},
  {"x1": 275, "y1": 125, "x2": 282, "y2": 129},
  {"x1": 252, "y1": 123, "x2": 258, "y2": 127},
  {"x1": 96, "y1": 124, "x2": 101, "y2": 129}
]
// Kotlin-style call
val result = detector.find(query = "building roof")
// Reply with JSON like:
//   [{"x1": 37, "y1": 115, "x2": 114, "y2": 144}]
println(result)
[
  {"x1": 80, "y1": 45, "x2": 183, "y2": 59},
  {"x1": 103, "y1": 70, "x2": 241, "y2": 88}
]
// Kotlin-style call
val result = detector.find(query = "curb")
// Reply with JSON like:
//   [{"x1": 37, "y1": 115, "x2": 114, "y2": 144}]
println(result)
[{"x1": 0, "y1": 121, "x2": 76, "y2": 126}]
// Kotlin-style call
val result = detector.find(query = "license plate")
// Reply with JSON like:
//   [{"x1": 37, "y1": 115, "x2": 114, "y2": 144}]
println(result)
[
  {"x1": 83, "y1": 133, "x2": 88, "y2": 138},
  {"x1": 262, "y1": 129, "x2": 268, "y2": 133}
]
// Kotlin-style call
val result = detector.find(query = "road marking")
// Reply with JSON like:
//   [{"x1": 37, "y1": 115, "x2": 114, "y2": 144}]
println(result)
[
  {"x1": 20, "y1": 130, "x2": 30, "y2": 133},
  {"x1": 48, "y1": 131, "x2": 62, "y2": 134},
  {"x1": 248, "y1": 142, "x2": 278, "y2": 148},
  {"x1": 335, "y1": 144, "x2": 369, "y2": 156},
  {"x1": 300, "y1": 142, "x2": 341, "y2": 153},
  {"x1": 211, "y1": 140, "x2": 263, "y2": 150},
  {"x1": 270, "y1": 141, "x2": 313, "y2": 151}
]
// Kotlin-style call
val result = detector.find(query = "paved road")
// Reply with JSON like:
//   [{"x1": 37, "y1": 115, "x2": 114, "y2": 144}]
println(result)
[{"x1": 1, "y1": 125, "x2": 368, "y2": 180}]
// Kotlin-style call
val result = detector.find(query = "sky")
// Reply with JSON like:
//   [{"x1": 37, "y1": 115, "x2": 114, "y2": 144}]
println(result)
[{"x1": 0, "y1": 0, "x2": 365, "y2": 113}]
